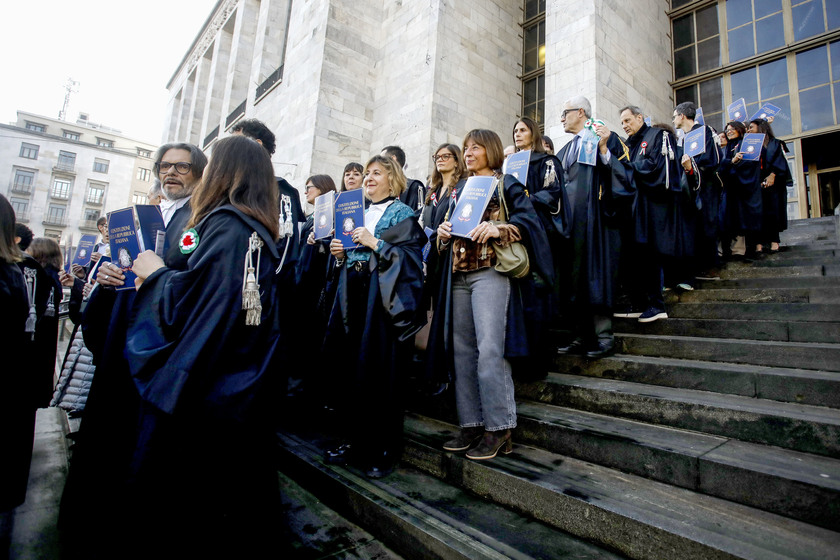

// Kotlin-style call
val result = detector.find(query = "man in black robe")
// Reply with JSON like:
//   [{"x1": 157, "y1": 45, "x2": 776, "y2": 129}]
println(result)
[
  {"x1": 60, "y1": 143, "x2": 207, "y2": 556},
  {"x1": 620, "y1": 106, "x2": 687, "y2": 323},
  {"x1": 556, "y1": 96, "x2": 635, "y2": 358},
  {"x1": 382, "y1": 145, "x2": 427, "y2": 215},
  {"x1": 674, "y1": 101, "x2": 723, "y2": 281},
  {"x1": 230, "y1": 118, "x2": 304, "y2": 278}
]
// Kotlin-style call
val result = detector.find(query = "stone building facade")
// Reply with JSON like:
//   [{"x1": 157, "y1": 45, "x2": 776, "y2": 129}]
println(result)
[
  {"x1": 1, "y1": 111, "x2": 157, "y2": 246},
  {"x1": 164, "y1": 0, "x2": 840, "y2": 218}
]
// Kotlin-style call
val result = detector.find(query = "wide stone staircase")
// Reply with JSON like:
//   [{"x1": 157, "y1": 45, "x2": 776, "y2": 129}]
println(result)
[{"x1": 276, "y1": 216, "x2": 840, "y2": 559}]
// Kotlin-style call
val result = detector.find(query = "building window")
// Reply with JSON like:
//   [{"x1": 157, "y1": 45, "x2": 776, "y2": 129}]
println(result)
[
  {"x1": 10, "y1": 197, "x2": 28, "y2": 215},
  {"x1": 84, "y1": 208, "x2": 100, "y2": 222},
  {"x1": 132, "y1": 191, "x2": 149, "y2": 205},
  {"x1": 44, "y1": 229, "x2": 62, "y2": 241},
  {"x1": 19, "y1": 143, "x2": 39, "y2": 159},
  {"x1": 673, "y1": 4, "x2": 721, "y2": 79},
  {"x1": 13, "y1": 169, "x2": 35, "y2": 193},
  {"x1": 93, "y1": 158, "x2": 110, "y2": 173},
  {"x1": 522, "y1": 0, "x2": 546, "y2": 124},
  {"x1": 57, "y1": 150, "x2": 76, "y2": 171},
  {"x1": 136, "y1": 167, "x2": 151, "y2": 182},
  {"x1": 796, "y1": 41, "x2": 840, "y2": 131},
  {"x1": 137, "y1": 148, "x2": 151, "y2": 158},
  {"x1": 46, "y1": 205, "x2": 66, "y2": 225},
  {"x1": 87, "y1": 185, "x2": 105, "y2": 204},
  {"x1": 63, "y1": 130, "x2": 80, "y2": 140},
  {"x1": 52, "y1": 179, "x2": 72, "y2": 199},
  {"x1": 726, "y1": 0, "x2": 784, "y2": 63},
  {"x1": 730, "y1": 57, "x2": 793, "y2": 136},
  {"x1": 97, "y1": 138, "x2": 114, "y2": 148},
  {"x1": 25, "y1": 121, "x2": 45, "y2": 133}
]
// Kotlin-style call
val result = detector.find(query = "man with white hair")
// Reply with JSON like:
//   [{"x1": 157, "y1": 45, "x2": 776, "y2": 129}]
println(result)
[{"x1": 555, "y1": 96, "x2": 634, "y2": 358}]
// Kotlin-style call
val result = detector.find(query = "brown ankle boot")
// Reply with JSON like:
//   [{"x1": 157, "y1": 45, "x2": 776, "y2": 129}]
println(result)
[
  {"x1": 442, "y1": 426, "x2": 484, "y2": 452},
  {"x1": 466, "y1": 429, "x2": 513, "y2": 460}
]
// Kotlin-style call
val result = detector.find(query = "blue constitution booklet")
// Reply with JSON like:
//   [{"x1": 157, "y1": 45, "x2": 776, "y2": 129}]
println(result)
[
  {"x1": 728, "y1": 98, "x2": 748, "y2": 123},
  {"x1": 695, "y1": 107, "x2": 705, "y2": 126},
  {"x1": 577, "y1": 131, "x2": 599, "y2": 166},
  {"x1": 740, "y1": 133, "x2": 765, "y2": 161},
  {"x1": 313, "y1": 192, "x2": 334, "y2": 240},
  {"x1": 421, "y1": 226, "x2": 434, "y2": 263},
  {"x1": 135, "y1": 205, "x2": 166, "y2": 257},
  {"x1": 449, "y1": 176, "x2": 496, "y2": 238},
  {"x1": 503, "y1": 150, "x2": 530, "y2": 183},
  {"x1": 335, "y1": 188, "x2": 365, "y2": 249},
  {"x1": 71, "y1": 234, "x2": 99, "y2": 270},
  {"x1": 684, "y1": 126, "x2": 707, "y2": 158},
  {"x1": 749, "y1": 102, "x2": 781, "y2": 122},
  {"x1": 108, "y1": 207, "x2": 142, "y2": 291}
]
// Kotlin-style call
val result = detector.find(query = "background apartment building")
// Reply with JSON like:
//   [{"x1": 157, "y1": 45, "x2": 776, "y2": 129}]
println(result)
[
  {"x1": 164, "y1": 0, "x2": 838, "y2": 219},
  {"x1": 1, "y1": 111, "x2": 157, "y2": 247}
]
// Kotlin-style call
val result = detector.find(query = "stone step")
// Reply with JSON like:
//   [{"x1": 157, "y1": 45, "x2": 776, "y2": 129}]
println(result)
[
  {"x1": 667, "y1": 302, "x2": 840, "y2": 322},
  {"x1": 696, "y1": 276, "x2": 840, "y2": 290},
  {"x1": 727, "y1": 256, "x2": 840, "y2": 268},
  {"x1": 665, "y1": 286, "x2": 840, "y2": 304},
  {"x1": 275, "y1": 470, "x2": 407, "y2": 559},
  {"x1": 613, "y1": 316, "x2": 840, "y2": 344},
  {"x1": 719, "y1": 264, "x2": 825, "y2": 279},
  {"x1": 551, "y1": 353, "x2": 840, "y2": 408},
  {"x1": 614, "y1": 332, "x2": 840, "y2": 372},
  {"x1": 275, "y1": 430, "x2": 627, "y2": 560},
  {"x1": 509, "y1": 403, "x2": 840, "y2": 529},
  {"x1": 514, "y1": 373, "x2": 840, "y2": 458},
  {"x1": 760, "y1": 248, "x2": 837, "y2": 261},
  {"x1": 402, "y1": 415, "x2": 840, "y2": 560}
]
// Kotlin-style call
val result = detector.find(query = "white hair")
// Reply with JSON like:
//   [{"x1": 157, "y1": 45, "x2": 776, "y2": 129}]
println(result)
[{"x1": 565, "y1": 96, "x2": 592, "y2": 118}]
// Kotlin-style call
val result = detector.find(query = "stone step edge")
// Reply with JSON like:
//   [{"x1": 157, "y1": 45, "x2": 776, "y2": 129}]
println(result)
[
  {"x1": 614, "y1": 331, "x2": 840, "y2": 350},
  {"x1": 552, "y1": 352, "x2": 840, "y2": 407},
  {"x1": 518, "y1": 373, "x2": 840, "y2": 458},
  {"x1": 400, "y1": 415, "x2": 840, "y2": 560},
  {"x1": 276, "y1": 431, "x2": 556, "y2": 560},
  {"x1": 511, "y1": 401, "x2": 840, "y2": 529}
]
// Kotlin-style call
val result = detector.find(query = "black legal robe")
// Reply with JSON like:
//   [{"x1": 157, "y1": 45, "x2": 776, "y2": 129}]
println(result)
[
  {"x1": 1, "y1": 261, "x2": 33, "y2": 511},
  {"x1": 689, "y1": 122, "x2": 724, "y2": 239},
  {"x1": 425, "y1": 173, "x2": 555, "y2": 386},
  {"x1": 761, "y1": 138, "x2": 790, "y2": 235},
  {"x1": 400, "y1": 178, "x2": 427, "y2": 215},
  {"x1": 556, "y1": 132, "x2": 635, "y2": 310},
  {"x1": 626, "y1": 124, "x2": 694, "y2": 258},
  {"x1": 719, "y1": 139, "x2": 763, "y2": 234}
]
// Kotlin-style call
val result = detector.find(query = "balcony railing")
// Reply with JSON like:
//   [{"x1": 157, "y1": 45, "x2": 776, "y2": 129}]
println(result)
[
  {"x1": 15, "y1": 211, "x2": 29, "y2": 223},
  {"x1": 50, "y1": 190, "x2": 70, "y2": 200},
  {"x1": 203, "y1": 125, "x2": 219, "y2": 148},
  {"x1": 43, "y1": 215, "x2": 67, "y2": 227},
  {"x1": 86, "y1": 197, "x2": 104, "y2": 206},
  {"x1": 79, "y1": 219, "x2": 100, "y2": 231},
  {"x1": 256, "y1": 65, "x2": 283, "y2": 100},
  {"x1": 53, "y1": 163, "x2": 76, "y2": 174},
  {"x1": 11, "y1": 182, "x2": 32, "y2": 194},
  {"x1": 226, "y1": 99, "x2": 246, "y2": 127}
]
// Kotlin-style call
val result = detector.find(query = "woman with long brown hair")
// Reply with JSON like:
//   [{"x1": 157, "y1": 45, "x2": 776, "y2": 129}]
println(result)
[
  {"x1": 0, "y1": 194, "x2": 32, "y2": 511},
  {"x1": 120, "y1": 135, "x2": 284, "y2": 555},
  {"x1": 420, "y1": 143, "x2": 468, "y2": 231}
]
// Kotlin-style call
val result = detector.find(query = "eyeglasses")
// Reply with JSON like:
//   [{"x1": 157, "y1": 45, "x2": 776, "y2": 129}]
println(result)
[
  {"x1": 432, "y1": 153, "x2": 454, "y2": 162},
  {"x1": 561, "y1": 108, "x2": 581, "y2": 119},
  {"x1": 156, "y1": 161, "x2": 192, "y2": 175},
  {"x1": 304, "y1": 185, "x2": 318, "y2": 191}
]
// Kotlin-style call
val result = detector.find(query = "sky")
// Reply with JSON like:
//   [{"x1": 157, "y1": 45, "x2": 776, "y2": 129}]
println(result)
[{"x1": 0, "y1": 0, "x2": 219, "y2": 144}]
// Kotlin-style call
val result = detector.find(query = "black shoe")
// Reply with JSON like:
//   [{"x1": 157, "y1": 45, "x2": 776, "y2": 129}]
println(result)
[
  {"x1": 557, "y1": 338, "x2": 586, "y2": 355},
  {"x1": 586, "y1": 339, "x2": 615, "y2": 359},
  {"x1": 365, "y1": 450, "x2": 396, "y2": 478},
  {"x1": 324, "y1": 443, "x2": 353, "y2": 465}
]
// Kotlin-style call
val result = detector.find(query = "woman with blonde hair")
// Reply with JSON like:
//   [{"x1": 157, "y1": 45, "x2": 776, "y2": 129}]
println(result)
[
  {"x1": 323, "y1": 154, "x2": 426, "y2": 478},
  {"x1": 430, "y1": 129, "x2": 553, "y2": 460}
]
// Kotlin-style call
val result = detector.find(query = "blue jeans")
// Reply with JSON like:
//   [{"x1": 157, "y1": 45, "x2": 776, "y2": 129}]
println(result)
[{"x1": 452, "y1": 267, "x2": 516, "y2": 431}]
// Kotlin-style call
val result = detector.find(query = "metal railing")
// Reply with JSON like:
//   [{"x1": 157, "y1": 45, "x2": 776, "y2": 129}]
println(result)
[
  {"x1": 204, "y1": 125, "x2": 219, "y2": 148},
  {"x1": 42, "y1": 215, "x2": 67, "y2": 226},
  {"x1": 226, "y1": 99, "x2": 246, "y2": 127}
]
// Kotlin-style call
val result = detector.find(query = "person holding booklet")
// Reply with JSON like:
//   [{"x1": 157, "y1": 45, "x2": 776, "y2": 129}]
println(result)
[
  {"x1": 102, "y1": 135, "x2": 285, "y2": 555},
  {"x1": 323, "y1": 155, "x2": 425, "y2": 478},
  {"x1": 432, "y1": 129, "x2": 552, "y2": 461},
  {"x1": 748, "y1": 119, "x2": 789, "y2": 254},
  {"x1": 719, "y1": 121, "x2": 762, "y2": 260}
]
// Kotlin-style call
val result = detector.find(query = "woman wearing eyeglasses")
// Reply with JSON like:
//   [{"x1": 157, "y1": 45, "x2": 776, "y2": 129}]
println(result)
[
  {"x1": 719, "y1": 121, "x2": 762, "y2": 260},
  {"x1": 430, "y1": 129, "x2": 553, "y2": 460}
]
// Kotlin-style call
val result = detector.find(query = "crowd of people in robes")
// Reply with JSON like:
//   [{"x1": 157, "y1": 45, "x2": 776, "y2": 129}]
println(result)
[{"x1": 0, "y1": 97, "x2": 790, "y2": 552}]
